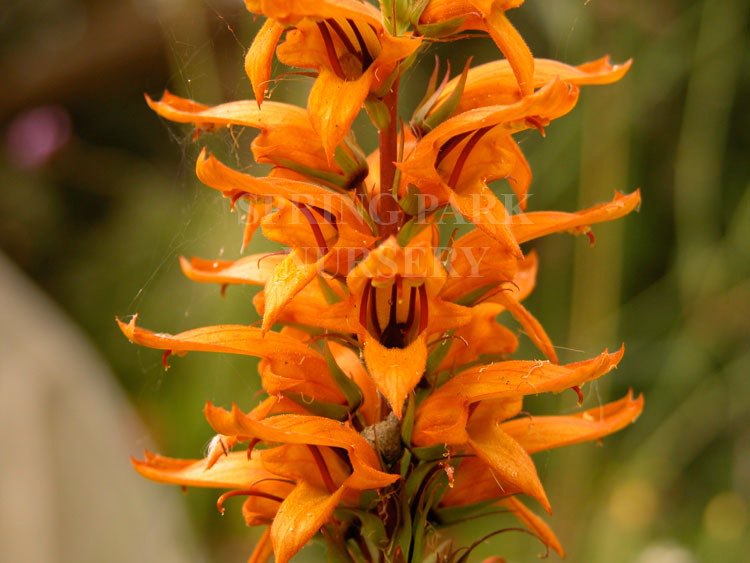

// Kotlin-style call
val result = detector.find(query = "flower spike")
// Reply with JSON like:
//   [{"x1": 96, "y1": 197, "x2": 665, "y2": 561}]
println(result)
[{"x1": 125, "y1": 2, "x2": 643, "y2": 560}]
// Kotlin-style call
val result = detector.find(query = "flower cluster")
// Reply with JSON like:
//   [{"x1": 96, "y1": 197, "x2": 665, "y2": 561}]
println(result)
[{"x1": 120, "y1": 1, "x2": 643, "y2": 561}]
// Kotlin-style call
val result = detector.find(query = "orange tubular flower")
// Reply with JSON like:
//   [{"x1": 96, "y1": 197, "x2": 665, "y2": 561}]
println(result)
[
  {"x1": 123, "y1": 1, "x2": 644, "y2": 560},
  {"x1": 245, "y1": 0, "x2": 421, "y2": 157}
]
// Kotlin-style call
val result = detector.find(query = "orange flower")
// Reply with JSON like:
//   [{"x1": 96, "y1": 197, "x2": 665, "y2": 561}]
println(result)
[
  {"x1": 245, "y1": 0, "x2": 421, "y2": 157},
  {"x1": 132, "y1": 414, "x2": 398, "y2": 563},
  {"x1": 438, "y1": 391, "x2": 644, "y2": 555},
  {"x1": 400, "y1": 80, "x2": 580, "y2": 256}
]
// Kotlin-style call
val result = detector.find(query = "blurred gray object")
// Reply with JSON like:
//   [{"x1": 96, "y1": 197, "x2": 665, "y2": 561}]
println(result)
[{"x1": 0, "y1": 252, "x2": 199, "y2": 563}]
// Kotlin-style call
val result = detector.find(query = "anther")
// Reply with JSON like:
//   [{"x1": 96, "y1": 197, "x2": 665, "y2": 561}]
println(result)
[
  {"x1": 418, "y1": 284, "x2": 429, "y2": 333},
  {"x1": 325, "y1": 19, "x2": 360, "y2": 62},
  {"x1": 435, "y1": 131, "x2": 471, "y2": 168},
  {"x1": 448, "y1": 126, "x2": 493, "y2": 188},
  {"x1": 307, "y1": 445, "x2": 338, "y2": 494},
  {"x1": 292, "y1": 202, "x2": 330, "y2": 255},
  {"x1": 216, "y1": 489, "x2": 284, "y2": 515},
  {"x1": 316, "y1": 22, "x2": 347, "y2": 80},
  {"x1": 346, "y1": 18, "x2": 374, "y2": 68},
  {"x1": 162, "y1": 350, "x2": 172, "y2": 370}
]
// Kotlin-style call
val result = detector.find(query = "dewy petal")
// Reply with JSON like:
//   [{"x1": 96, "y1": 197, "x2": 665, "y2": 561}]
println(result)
[
  {"x1": 203, "y1": 408, "x2": 400, "y2": 490},
  {"x1": 467, "y1": 419, "x2": 551, "y2": 512},
  {"x1": 132, "y1": 451, "x2": 277, "y2": 489},
  {"x1": 499, "y1": 497, "x2": 564, "y2": 557},
  {"x1": 502, "y1": 390, "x2": 644, "y2": 454},
  {"x1": 511, "y1": 190, "x2": 641, "y2": 244},
  {"x1": 179, "y1": 253, "x2": 283, "y2": 286},
  {"x1": 271, "y1": 480, "x2": 345, "y2": 563},
  {"x1": 362, "y1": 332, "x2": 428, "y2": 419},
  {"x1": 261, "y1": 248, "x2": 324, "y2": 332},
  {"x1": 246, "y1": 19, "x2": 285, "y2": 104},
  {"x1": 412, "y1": 347, "x2": 624, "y2": 446}
]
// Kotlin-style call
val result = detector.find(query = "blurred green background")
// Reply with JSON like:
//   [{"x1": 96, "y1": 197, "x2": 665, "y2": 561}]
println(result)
[{"x1": 1, "y1": 0, "x2": 748, "y2": 561}]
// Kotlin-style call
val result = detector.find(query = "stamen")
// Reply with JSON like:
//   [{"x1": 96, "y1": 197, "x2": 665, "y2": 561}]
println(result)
[
  {"x1": 571, "y1": 385, "x2": 584, "y2": 405},
  {"x1": 307, "y1": 445, "x2": 338, "y2": 494},
  {"x1": 404, "y1": 285, "x2": 417, "y2": 329},
  {"x1": 325, "y1": 19, "x2": 360, "y2": 62},
  {"x1": 316, "y1": 21, "x2": 347, "y2": 80},
  {"x1": 418, "y1": 283, "x2": 429, "y2": 333},
  {"x1": 346, "y1": 18, "x2": 374, "y2": 68},
  {"x1": 309, "y1": 204, "x2": 338, "y2": 226},
  {"x1": 216, "y1": 488, "x2": 284, "y2": 515},
  {"x1": 292, "y1": 202, "x2": 329, "y2": 255},
  {"x1": 448, "y1": 126, "x2": 493, "y2": 188},
  {"x1": 369, "y1": 281, "x2": 382, "y2": 338},
  {"x1": 359, "y1": 281, "x2": 372, "y2": 330},
  {"x1": 435, "y1": 131, "x2": 471, "y2": 167},
  {"x1": 246, "y1": 438, "x2": 261, "y2": 459}
]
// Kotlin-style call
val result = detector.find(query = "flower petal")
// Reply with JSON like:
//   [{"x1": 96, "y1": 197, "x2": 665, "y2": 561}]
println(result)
[
  {"x1": 412, "y1": 347, "x2": 624, "y2": 446},
  {"x1": 511, "y1": 190, "x2": 641, "y2": 244},
  {"x1": 467, "y1": 404, "x2": 550, "y2": 511},
  {"x1": 179, "y1": 253, "x2": 283, "y2": 286},
  {"x1": 246, "y1": 19, "x2": 285, "y2": 104},
  {"x1": 271, "y1": 481, "x2": 345, "y2": 563},
  {"x1": 436, "y1": 56, "x2": 633, "y2": 114},
  {"x1": 117, "y1": 316, "x2": 325, "y2": 366},
  {"x1": 262, "y1": 249, "x2": 324, "y2": 332},
  {"x1": 203, "y1": 408, "x2": 400, "y2": 490},
  {"x1": 308, "y1": 68, "x2": 373, "y2": 160},
  {"x1": 502, "y1": 390, "x2": 644, "y2": 454},
  {"x1": 131, "y1": 450, "x2": 276, "y2": 489},
  {"x1": 362, "y1": 333, "x2": 428, "y2": 419}
]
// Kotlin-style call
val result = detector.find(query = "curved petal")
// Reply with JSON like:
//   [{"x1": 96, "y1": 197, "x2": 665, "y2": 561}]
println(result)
[
  {"x1": 271, "y1": 481, "x2": 346, "y2": 563},
  {"x1": 132, "y1": 450, "x2": 277, "y2": 489},
  {"x1": 511, "y1": 190, "x2": 641, "y2": 244},
  {"x1": 179, "y1": 253, "x2": 283, "y2": 286},
  {"x1": 246, "y1": 19, "x2": 285, "y2": 104},
  {"x1": 203, "y1": 407, "x2": 400, "y2": 490},
  {"x1": 435, "y1": 56, "x2": 633, "y2": 114},
  {"x1": 467, "y1": 423, "x2": 550, "y2": 512},
  {"x1": 308, "y1": 68, "x2": 373, "y2": 159},
  {"x1": 412, "y1": 347, "x2": 624, "y2": 446},
  {"x1": 261, "y1": 248, "x2": 325, "y2": 332},
  {"x1": 146, "y1": 93, "x2": 333, "y2": 172},
  {"x1": 502, "y1": 390, "x2": 644, "y2": 454},
  {"x1": 117, "y1": 316, "x2": 325, "y2": 366}
]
